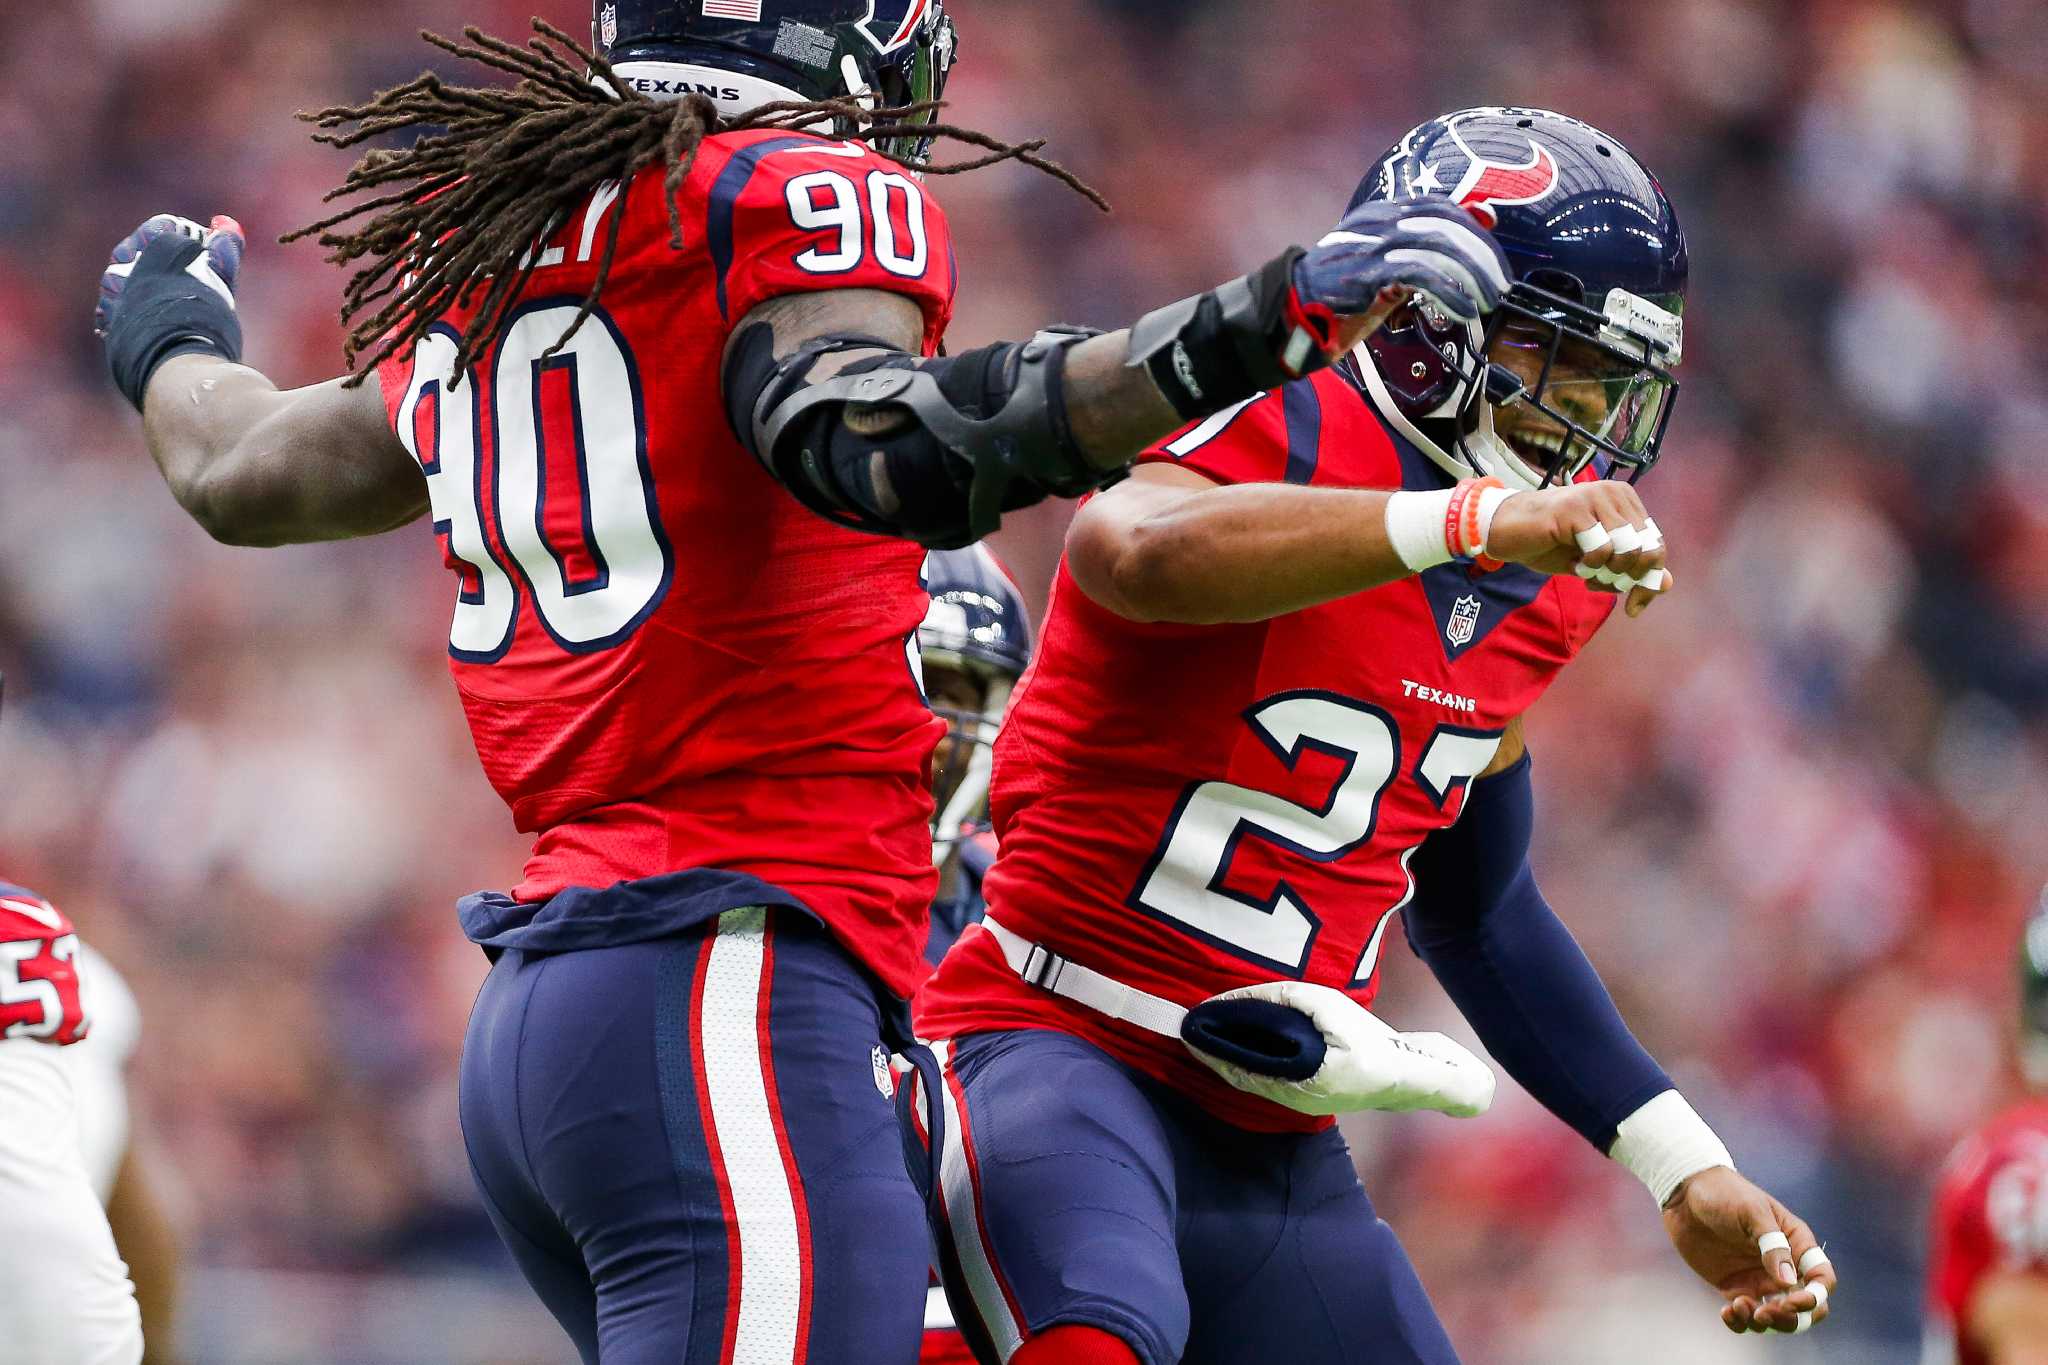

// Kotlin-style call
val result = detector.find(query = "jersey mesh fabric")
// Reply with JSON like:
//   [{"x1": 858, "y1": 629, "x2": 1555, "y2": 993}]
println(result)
[
  {"x1": 375, "y1": 130, "x2": 957, "y2": 997},
  {"x1": 1927, "y1": 1098, "x2": 2048, "y2": 1365},
  {"x1": 915, "y1": 370, "x2": 1615, "y2": 1131}
]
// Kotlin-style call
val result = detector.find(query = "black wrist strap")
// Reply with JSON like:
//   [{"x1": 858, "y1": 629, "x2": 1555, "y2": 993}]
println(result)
[
  {"x1": 1125, "y1": 247, "x2": 1306, "y2": 422},
  {"x1": 105, "y1": 240, "x2": 243, "y2": 412}
]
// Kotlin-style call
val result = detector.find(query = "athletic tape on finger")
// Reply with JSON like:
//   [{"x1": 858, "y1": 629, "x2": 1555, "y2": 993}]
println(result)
[
  {"x1": 1638, "y1": 517, "x2": 1664, "y2": 554},
  {"x1": 1798, "y1": 1247, "x2": 1830, "y2": 1276},
  {"x1": 1610, "y1": 571, "x2": 1638, "y2": 594},
  {"x1": 1607, "y1": 522, "x2": 1645, "y2": 556},
  {"x1": 1635, "y1": 568, "x2": 1667, "y2": 593},
  {"x1": 1574, "y1": 523, "x2": 1612, "y2": 555},
  {"x1": 1757, "y1": 1231, "x2": 1791, "y2": 1256},
  {"x1": 1806, "y1": 1282, "x2": 1828, "y2": 1312}
]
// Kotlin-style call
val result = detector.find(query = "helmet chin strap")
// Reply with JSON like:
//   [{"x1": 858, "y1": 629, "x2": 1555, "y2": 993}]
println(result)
[{"x1": 1350, "y1": 340, "x2": 1550, "y2": 493}]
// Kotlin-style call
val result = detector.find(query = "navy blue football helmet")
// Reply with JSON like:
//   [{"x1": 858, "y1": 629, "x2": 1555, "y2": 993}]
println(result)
[
  {"x1": 595, "y1": 0, "x2": 956, "y2": 161},
  {"x1": 1344, "y1": 107, "x2": 1687, "y2": 490},
  {"x1": 919, "y1": 546, "x2": 1030, "y2": 849}
]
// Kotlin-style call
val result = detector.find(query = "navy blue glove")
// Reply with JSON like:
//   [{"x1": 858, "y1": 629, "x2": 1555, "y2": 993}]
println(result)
[
  {"x1": 1293, "y1": 198, "x2": 1511, "y2": 325},
  {"x1": 97, "y1": 213, "x2": 247, "y2": 411}
]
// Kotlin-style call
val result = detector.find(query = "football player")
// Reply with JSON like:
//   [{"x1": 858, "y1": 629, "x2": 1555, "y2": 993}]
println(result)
[
  {"x1": 1925, "y1": 892, "x2": 2048, "y2": 1365},
  {"x1": 917, "y1": 546, "x2": 1033, "y2": 1365},
  {"x1": 912, "y1": 109, "x2": 1838, "y2": 1364},
  {"x1": 0, "y1": 882, "x2": 145, "y2": 1365},
  {"x1": 920, "y1": 546, "x2": 1032, "y2": 968},
  {"x1": 90, "y1": 5, "x2": 1555, "y2": 1360}
]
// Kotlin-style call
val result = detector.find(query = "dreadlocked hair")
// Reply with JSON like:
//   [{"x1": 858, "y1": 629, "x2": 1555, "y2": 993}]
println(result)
[{"x1": 285, "y1": 18, "x2": 1109, "y2": 385}]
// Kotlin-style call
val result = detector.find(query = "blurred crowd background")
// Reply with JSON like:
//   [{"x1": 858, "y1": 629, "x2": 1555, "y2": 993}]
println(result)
[{"x1": 2, "y1": 0, "x2": 2044, "y2": 1360}]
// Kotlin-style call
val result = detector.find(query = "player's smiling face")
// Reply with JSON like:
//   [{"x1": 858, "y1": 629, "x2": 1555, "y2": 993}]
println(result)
[{"x1": 1484, "y1": 320, "x2": 1623, "y2": 479}]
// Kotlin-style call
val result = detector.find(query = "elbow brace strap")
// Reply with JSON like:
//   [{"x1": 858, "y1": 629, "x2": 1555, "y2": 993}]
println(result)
[
  {"x1": 730, "y1": 324, "x2": 1112, "y2": 550},
  {"x1": 1403, "y1": 754, "x2": 1673, "y2": 1153}
]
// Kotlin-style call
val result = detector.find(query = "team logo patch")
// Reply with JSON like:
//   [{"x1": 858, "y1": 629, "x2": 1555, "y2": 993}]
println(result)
[
  {"x1": 1451, "y1": 140, "x2": 1560, "y2": 230},
  {"x1": 871, "y1": 1044, "x2": 895, "y2": 1098},
  {"x1": 599, "y1": 3, "x2": 617, "y2": 47},
  {"x1": 701, "y1": 0, "x2": 765, "y2": 20},
  {"x1": 1447, "y1": 594, "x2": 1483, "y2": 647}
]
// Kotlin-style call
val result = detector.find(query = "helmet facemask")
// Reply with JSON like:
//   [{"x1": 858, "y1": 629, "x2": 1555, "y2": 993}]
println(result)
[{"x1": 924, "y1": 658, "x2": 1010, "y2": 858}]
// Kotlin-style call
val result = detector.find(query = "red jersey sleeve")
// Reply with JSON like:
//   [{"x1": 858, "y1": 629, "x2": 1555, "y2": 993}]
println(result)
[
  {"x1": 717, "y1": 135, "x2": 957, "y2": 355},
  {"x1": 0, "y1": 886, "x2": 88, "y2": 1046},
  {"x1": 1136, "y1": 392, "x2": 1291, "y2": 486}
]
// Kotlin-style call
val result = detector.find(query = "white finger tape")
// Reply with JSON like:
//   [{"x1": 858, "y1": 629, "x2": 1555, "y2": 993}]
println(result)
[
  {"x1": 1639, "y1": 517, "x2": 1664, "y2": 554},
  {"x1": 1635, "y1": 568, "x2": 1668, "y2": 593},
  {"x1": 1575, "y1": 561, "x2": 1599, "y2": 580},
  {"x1": 1592, "y1": 565, "x2": 1622, "y2": 588},
  {"x1": 1607, "y1": 522, "x2": 1644, "y2": 555},
  {"x1": 1793, "y1": 1310, "x2": 1813, "y2": 1335},
  {"x1": 1574, "y1": 523, "x2": 1611, "y2": 555},
  {"x1": 1806, "y1": 1282, "x2": 1828, "y2": 1311},
  {"x1": 1757, "y1": 1230, "x2": 1791, "y2": 1256},
  {"x1": 1798, "y1": 1247, "x2": 1830, "y2": 1276},
  {"x1": 1610, "y1": 572, "x2": 1638, "y2": 594}
]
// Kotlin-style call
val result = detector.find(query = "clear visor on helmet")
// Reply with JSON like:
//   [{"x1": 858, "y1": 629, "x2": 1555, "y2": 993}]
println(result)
[{"x1": 1475, "y1": 286, "x2": 1681, "y2": 485}]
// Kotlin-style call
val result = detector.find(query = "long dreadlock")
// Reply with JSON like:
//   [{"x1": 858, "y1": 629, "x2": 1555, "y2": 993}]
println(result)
[{"x1": 285, "y1": 19, "x2": 1108, "y2": 385}]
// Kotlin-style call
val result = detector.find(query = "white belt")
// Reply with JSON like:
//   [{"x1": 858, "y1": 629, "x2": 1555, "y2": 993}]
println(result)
[{"x1": 979, "y1": 915, "x2": 1188, "y2": 1038}]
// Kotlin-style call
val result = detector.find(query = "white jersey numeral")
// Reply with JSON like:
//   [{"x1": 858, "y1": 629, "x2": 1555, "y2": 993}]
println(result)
[
  {"x1": 785, "y1": 169, "x2": 931, "y2": 279},
  {"x1": 0, "y1": 934, "x2": 73, "y2": 1040},
  {"x1": 1134, "y1": 693, "x2": 1501, "y2": 974},
  {"x1": 398, "y1": 306, "x2": 670, "y2": 658}
]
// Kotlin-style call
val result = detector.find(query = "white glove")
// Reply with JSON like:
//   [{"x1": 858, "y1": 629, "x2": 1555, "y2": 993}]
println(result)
[{"x1": 1184, "y1": 981, "x2": 1496, "y2": 1118}]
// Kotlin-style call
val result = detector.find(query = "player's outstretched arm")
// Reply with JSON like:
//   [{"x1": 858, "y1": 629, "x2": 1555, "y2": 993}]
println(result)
[
  {"x1": 98, "y1": 215, "x2": 425, "y2": 547},
  {"x1": 1403, "y1": 724, "x2": 1838, "y2": 1335},
  {"x1": 1066, "y1": 462, "x2": 1671, "y2": 625},
  {"x1": 726, "y1": 198, "x2": 1515, "y2": 550}
]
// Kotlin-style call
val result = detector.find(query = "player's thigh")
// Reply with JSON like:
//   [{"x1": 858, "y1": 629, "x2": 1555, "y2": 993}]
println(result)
[
  {"x1": 1182, "y1": 1127, "x2": 1459, "y2": 1365},
  {"x1": 0, "y1": 1053, "x2": 143, "y2": 1365},
  {"x1": 474, "y1": 910, "x2": 925, "y2": 1365},
  {"x1": 920, "y1": 1029, "x2": 1190, "y2": 1365}
]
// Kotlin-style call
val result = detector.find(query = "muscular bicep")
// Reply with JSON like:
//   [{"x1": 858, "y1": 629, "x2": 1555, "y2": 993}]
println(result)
[
  {"x1": 144, "y1": 356, "x2": 424, "y2": 547},
  {"x1": 1064, "y1": 462, "x2": 1220, "y2": 619},
  {"x1": 725, "y1": 288, "x2": 926, "y2": 382},
  {"x1": 1970, "y1": 1271, "x2": 2048, "y2": 1365}
]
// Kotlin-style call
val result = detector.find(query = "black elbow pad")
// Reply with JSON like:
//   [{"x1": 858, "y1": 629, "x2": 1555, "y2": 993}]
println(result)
[{"x1": 724, "y1": 324, "x2": 1112, "y2": 550}]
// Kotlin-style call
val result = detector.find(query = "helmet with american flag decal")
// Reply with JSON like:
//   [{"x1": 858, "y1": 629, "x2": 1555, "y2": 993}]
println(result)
[{"x1": 1343, "y1": 107, "x2": 1688, "y2": 492}]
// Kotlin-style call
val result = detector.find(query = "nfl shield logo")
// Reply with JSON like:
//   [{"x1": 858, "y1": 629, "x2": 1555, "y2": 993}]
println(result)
[
  {"x1": 599, "y1": 3, "x2": 617, "y2": 47},
  {"x1": 1447, "y1": 595, "x2": 1482, "y2": 647}
]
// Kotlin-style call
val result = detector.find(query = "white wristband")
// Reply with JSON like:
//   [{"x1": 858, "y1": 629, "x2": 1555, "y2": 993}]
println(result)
[
  {"x1": 1384, "y1": 489, "x2": 1456, "y2": 573},
  {"x1": 1609, "y1": 1089, "x2": 1734, "y2": 1208},
  {"x1": 1471, "y1": 485, "x2": 1518, "y2": 558}
]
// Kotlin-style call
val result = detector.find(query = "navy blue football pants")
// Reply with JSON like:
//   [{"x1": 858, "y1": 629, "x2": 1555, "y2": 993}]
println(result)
[
  {"x1": 459, "y1": 907, "x2": 929, "y2": 1364},
  {"x1": 911, "y1": 1029, "x2": 1461, "y2": 1365}
]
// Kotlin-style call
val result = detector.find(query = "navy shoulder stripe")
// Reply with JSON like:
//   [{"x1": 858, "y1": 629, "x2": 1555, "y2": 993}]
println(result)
[
  {"x1": 708, "y1": 135, "x2": 821, "y2": 320},
  {"x1": 1280, "y1": 378, "x2": 1323, "y2": 485}
]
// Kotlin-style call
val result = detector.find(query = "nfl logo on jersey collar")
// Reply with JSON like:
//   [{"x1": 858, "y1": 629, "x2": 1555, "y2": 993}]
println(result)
[{"x1": 1447, "y1": 595, "x2": 1482, "y2": 647}]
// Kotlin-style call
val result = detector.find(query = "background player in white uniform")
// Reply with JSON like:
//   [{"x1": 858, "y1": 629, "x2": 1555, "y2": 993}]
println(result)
[{"x1": 0, "y1": 883, "x2": 145, "y2": 1365}]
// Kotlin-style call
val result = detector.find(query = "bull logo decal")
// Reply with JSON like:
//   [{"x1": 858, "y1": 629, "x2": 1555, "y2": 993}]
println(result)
[{"x1": 1451, "y1": 141, "x2": 1560, "y2": 230}]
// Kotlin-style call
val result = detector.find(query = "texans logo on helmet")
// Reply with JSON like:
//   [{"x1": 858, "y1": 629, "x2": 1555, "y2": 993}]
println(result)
[
  {"x1": 858, "y1": 0, "x2": 931, "y2": 52},
  {"x1": 1450, "y1": 141, "x2": 1560, "y2": 230}
]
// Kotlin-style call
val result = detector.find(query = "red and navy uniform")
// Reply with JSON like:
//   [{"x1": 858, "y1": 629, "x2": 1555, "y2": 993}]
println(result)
[
  {"x1": 420, "y1": 131, "x2": 957, "y2": 1365},
  {"x1": 910, "y1": 371, "x2": 1612, "y2": 1365},
  {"x1": 377, "y1": 127, "x2": 956, "y2": 999},
  {"x1": 1926, "y1": 1099, "x2": 2048, "y2": 1365}
]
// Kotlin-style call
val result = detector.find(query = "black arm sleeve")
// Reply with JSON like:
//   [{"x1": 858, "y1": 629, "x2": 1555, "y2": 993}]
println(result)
[
  {"x1": 1403, "y1": 754, "x2": 1673, "y2": 1152},
  {"x1": 722, "y1": 322, "x2": 1110, "y2": 551}
]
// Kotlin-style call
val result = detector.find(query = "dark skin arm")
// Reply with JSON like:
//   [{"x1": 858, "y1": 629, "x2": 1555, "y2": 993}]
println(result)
[
  {"x1": 140, "y1": 356, "x2": 425, "y2": 547},
  {"x1": 724, "y1": 288, "x2": 1402, "y2": 474},
  {"x1": 1969, "y1": 1272, "x2": 2048, "y2": 1365}
]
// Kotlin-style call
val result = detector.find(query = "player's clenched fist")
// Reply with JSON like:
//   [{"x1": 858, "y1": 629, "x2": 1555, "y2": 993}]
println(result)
[
  {"x1": 1483, "y1": 480, "x2": 1671, "y2": 617},
  {"x1": 96, "y1": 212, "x2": 247, "y2": 411}
]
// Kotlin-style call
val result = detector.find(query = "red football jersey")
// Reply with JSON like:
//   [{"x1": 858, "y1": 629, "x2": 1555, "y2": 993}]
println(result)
[
  {"x1": 376, "y1": 129, "x2": 957, "y2": 996},
  {"x1": 916, "y1": 369, "x2": 1616, "y2": 1130},
  {"x1": 0, "y1": 884, "x2": 87, "y2": 1046},
  {"x1": 1927, "y1": 1099, "x2": 2048, "y2": 1365}
]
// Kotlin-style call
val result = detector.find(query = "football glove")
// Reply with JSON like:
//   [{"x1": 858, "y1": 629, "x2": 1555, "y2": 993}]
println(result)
[
  {"x1": 1182, "y1": 980, "x2": 1494, "y2": 1119},
  {"x1": 0, "y1": 890, "x2": 89, "y2": 1046},
  {"x1": 97, "y1": 212, "x2": 247, "y2": 411},
  {"x1": 1294, "y1": 198, "x2": 1511, "y2": 327}
]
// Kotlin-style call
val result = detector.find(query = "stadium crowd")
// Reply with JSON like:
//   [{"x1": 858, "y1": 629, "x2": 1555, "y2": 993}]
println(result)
[{"x1": 1, "y1": 0, "x2": 2043, "y2": 1359}]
